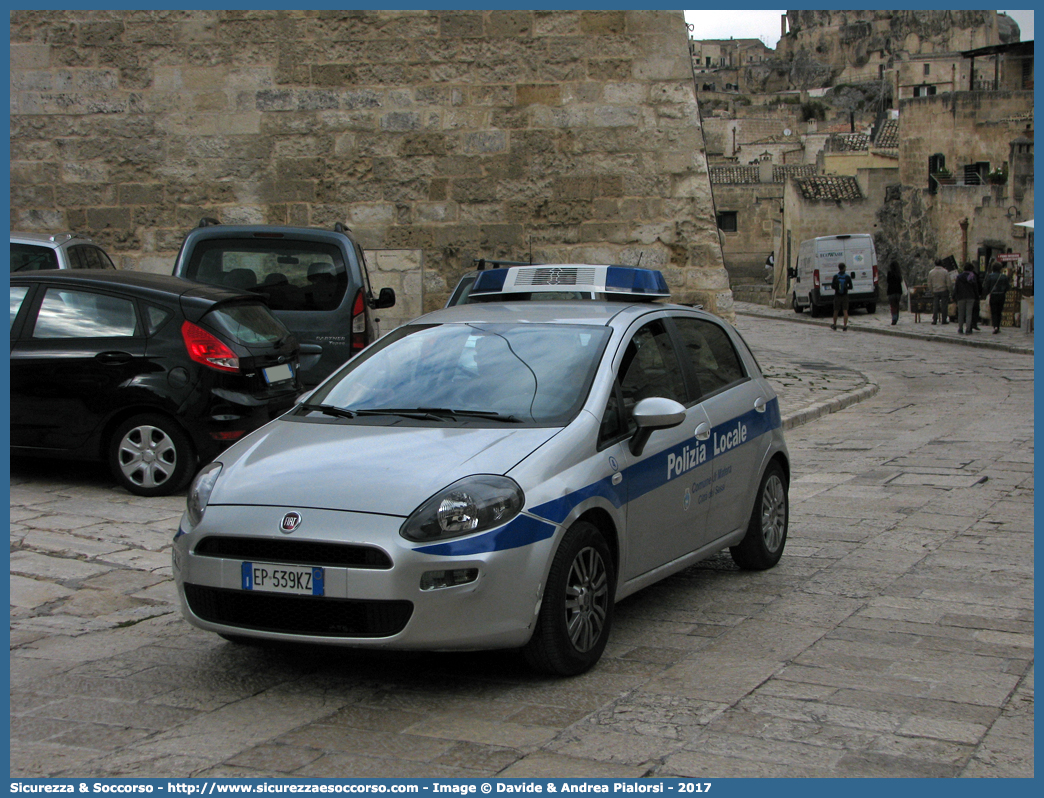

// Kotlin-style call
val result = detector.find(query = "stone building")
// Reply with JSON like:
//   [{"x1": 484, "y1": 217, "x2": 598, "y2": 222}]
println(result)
[{"x1": 9, "y1": 9, "x2": 731, "y2": 322}]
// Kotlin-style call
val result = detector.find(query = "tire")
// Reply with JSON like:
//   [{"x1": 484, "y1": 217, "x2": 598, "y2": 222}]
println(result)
[
  {"x1": 524, "y1": 521, "x2": 615, "y2": 676},
  {"x1": 730, "y1": 462, "x2": 788, "y2": 571},
  {"x1": 865, "y1": 302, "x2": 877, "y2": 314},
  {"x1": 793, "y1": 294, "x2": 803, "y2": 314},
  {"x1": 108, "y1": 413, "x2": 195, "y2": 497},
  {"x1": 809, "y1": 298, "x2": 822, "y2": 318}
]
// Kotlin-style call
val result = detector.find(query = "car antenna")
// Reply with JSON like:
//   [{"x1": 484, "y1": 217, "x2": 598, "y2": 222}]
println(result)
[{"x1": 636, "y1": 252, "x2": 644, "y2": 267}]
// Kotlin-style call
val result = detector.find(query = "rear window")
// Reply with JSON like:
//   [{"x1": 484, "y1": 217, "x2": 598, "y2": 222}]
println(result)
[
  {"x1": 184, "y1": 238, "x2": 349, "y2": 312},
  {"x1": 204, "y1": 302, "x2": 294, "y2": 347},
  {"x1": 11, "y1": 244, "x2": 59, "y2": 272}
]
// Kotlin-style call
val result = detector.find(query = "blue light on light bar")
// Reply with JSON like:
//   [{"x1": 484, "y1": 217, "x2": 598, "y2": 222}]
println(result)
[
  {"x1": 471, "y1": 268, "x2": 509, "y2": 294},
  {"x1": 605, "y1": 266, "x2": 670, "y2": 295}
]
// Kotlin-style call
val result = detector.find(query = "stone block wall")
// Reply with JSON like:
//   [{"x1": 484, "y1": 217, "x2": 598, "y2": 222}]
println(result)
[{"x1": 9, "y1": 9, "x2": 731, "y2": 318}]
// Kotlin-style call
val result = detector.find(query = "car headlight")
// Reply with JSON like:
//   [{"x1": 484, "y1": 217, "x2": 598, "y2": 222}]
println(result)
[
  {"x1": 400, "y1": 475, "x2": 524, "y2": 543},
  {"x1": 186, "y1": 463, "x2": 222, "y2": 527}
]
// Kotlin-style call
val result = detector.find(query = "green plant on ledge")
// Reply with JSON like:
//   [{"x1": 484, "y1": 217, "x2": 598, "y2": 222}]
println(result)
[{"x1": 987, "y1": 163, "x2": 1009, "y2": 185}]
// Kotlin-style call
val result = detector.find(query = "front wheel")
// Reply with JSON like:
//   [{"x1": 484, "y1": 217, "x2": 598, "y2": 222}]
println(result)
[
  {"x1": 108, "y1": 413, "x2": 195, "y2": 497},
  {"x1": 730, "y1": 462, "x2": 788, "y2": 570},
  {"x1": 865, "y1": 302, "x2": 877, "y2": 314},
  {"x1": 524, "y1": 521, "x2": 615, "y2": 676},
  {"x1": 792, "y1": 294, "x2": 803, "y2": 314}
]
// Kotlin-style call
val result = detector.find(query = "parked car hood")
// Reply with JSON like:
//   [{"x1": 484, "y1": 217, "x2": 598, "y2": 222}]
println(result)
[{"x1": 209, "y1": 419, "x2": 560, "y2": 516}]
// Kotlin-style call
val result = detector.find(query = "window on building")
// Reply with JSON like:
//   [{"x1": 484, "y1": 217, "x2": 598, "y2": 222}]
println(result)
[
  {"x1": 716, "y1": 211, "x2": 738, "y2": 233},
  {"x1": 964, "y1": 162, "x2": 989, "y2": 185},
  {"x1": 924, "y1": 63, "x2": 931, "y2": 76}
]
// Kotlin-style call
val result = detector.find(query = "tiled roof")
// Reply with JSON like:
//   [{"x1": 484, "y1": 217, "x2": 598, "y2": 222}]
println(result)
[
  {"x1": 830, "y1": 133, "x2": 870, "y2": 152},
  {"x1": 709, "y1": 166, "x2": 760, "y2": 184},
  {"x1": 874, "y1": 119, "x2": 900, "y2": 150},
  {"x1": 775, "y1": 164, "x2": 816, "y2": 181},
  {"x1": 709, "y1": 164, "x2": 817, "y2": 184},
  {"x1": 796, "y1": 175, "x2": 864, "y2": 201}
]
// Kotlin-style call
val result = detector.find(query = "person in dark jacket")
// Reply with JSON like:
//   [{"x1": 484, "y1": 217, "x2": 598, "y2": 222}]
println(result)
[
  {"x1": 982, "y1": 261, "x2": 1011, "y2": 333},
  {"x1": 954, "y1": 262, "x2": 979, "y2": 334},
  {"x1": 886, "y1": 261, "x2": 903, "y2": 325}
]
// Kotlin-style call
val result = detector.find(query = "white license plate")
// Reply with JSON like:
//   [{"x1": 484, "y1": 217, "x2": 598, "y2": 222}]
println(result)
[
  {"x1": 241, "y1": 562, "x2": 324, "y2": 596},
  {"x1": 263, "y1": 363, "x2": 294, "y2": 384}
]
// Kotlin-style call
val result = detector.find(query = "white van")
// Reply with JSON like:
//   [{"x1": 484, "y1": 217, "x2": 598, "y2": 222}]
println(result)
[{"x1": 790, "y1": 234, "x2": 879, "y2": 317}]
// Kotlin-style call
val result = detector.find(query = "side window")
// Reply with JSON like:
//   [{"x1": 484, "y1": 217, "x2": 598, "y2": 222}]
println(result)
[
  {"x1": 600, "y1": 320, "x2": 686, "y2": 444},
  {"x1": 673, "y1": 317, "x2": 747, "y2": 400},
  {"x1": 10, "y1": 286, "x2": 29, "y2": 329},
  {"x1": 10, "y1": 244, "x2": 58, "y2": 272},
  {"x1": 144, "y1": 305, "x2": 173, "y2": 335},
  {"x1": 73, "y1": 245, "x2": 116, "y2": 270},
  {"x1": 31, "y1": 288, "x2": 138, "y2": 339}
]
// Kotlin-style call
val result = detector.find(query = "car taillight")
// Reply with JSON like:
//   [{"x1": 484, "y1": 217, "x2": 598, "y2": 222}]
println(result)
[
  {"x1": 872, "y1": 264, "x2": 879, "y2": 285},
  {"x1": 813, "y1": 269, "x2": 820, "y2": 289},
  {"x1": 350, "y1": 289, "x2": 367, "y2": 352},
  {"x1": 182, "y1": 320, "x2": 240, "y2": 373}
]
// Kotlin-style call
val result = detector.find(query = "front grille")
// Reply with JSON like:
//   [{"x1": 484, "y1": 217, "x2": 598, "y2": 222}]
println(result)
[
  {"x1": 184, "y1": 584, "x2": 412, "y2": 638},
  {"x1": 194, "y1": 536, "x2": 392, "y2": 569}
]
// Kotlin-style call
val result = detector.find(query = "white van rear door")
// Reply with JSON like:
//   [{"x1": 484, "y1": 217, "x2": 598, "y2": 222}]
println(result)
[{"x1": 845, "y1": 240, "x2": 875, "y2": 293}]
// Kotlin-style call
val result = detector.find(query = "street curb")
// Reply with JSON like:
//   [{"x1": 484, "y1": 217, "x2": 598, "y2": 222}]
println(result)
[
  {"x1": 782, "y1": 380, "x2": 880, "y2": 431},
  {"x1": 737, "y1": 309, "x2": 1034, "y2": 356}
]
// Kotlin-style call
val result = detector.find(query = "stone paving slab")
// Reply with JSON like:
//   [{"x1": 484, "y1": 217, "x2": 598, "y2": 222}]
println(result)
[{"x1": 8, "y1": 313, "x2": 1033, "y2": 778}]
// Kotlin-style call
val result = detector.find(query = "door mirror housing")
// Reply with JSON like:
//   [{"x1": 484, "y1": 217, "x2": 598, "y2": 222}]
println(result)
[
  {"x1": 373, "y1": 287, "x2": 396, "y2": 309},
  {"x1": 629, "y1": 396, "x2": 686, "y2": 456}
]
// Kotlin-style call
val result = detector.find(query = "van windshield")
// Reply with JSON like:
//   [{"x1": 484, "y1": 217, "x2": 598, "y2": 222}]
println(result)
[{"x1": 184, "y1": 239, "x2": 348, "y2": 312}]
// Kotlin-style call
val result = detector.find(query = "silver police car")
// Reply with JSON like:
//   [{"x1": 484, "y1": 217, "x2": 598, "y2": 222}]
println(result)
[{"x1": 173, "y1": 267, "x2": 789, "y2": 675}]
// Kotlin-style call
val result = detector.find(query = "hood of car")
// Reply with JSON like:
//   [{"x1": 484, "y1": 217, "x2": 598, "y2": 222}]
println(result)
[{"x1": 208, "y1": 419, "x2": 560, "y2": 516}]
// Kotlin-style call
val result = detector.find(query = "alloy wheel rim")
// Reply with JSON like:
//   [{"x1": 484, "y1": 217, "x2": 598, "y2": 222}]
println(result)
[
  {"x1": 760, "y1": 474, "x2": 786, "y2": 552},
  {"x1": 118, "y1": 425, "x2": 177, "y2": 488},
  {"x1": 564, "y1": 545, "x2": 609, "y2": 653}
]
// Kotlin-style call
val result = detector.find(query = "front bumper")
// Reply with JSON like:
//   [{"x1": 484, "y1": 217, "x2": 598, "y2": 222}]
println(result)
[{"x1": 173, "y1": 505, "x2": 557, "y2": 650}]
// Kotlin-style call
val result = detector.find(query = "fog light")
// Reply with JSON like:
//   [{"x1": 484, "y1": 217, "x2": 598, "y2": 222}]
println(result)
[{"x1": 419, "y1": 568, "x2": 479, "y2": 591}]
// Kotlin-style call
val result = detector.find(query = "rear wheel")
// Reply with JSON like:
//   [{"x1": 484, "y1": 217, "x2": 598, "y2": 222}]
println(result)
[
  {"x1": 865, "y1": 302, "x2": 877, "y2": 314},
  {"x1": 730, "y1": 462, "x2": 788, "y2": 570},
  {"x1": 108, "y1": 413, "x2": 195, "y2": 497},
  {"x1": 524, "y1": 521, "x2": 615, "y2": 676}
]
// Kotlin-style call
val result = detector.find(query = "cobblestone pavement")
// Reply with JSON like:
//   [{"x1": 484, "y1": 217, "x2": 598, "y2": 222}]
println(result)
[{"x1": 10, "y1": 313, "x2": 1033, "y2": 778}]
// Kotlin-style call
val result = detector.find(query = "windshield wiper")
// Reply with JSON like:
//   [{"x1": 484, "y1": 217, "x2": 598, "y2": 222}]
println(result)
[
  {"x1": 297, "y1": 403, "x2": 357, "y2": 420},
  {"x1": 353, "y1": 407, "x2": 522, "y2": 423}
]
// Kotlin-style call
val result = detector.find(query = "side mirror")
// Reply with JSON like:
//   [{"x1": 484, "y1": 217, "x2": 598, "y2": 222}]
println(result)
[
  {"x1": 787, "y1": 267, "x2": 797, "y2": 279},
  {"x1": 295, "y1": 389, "x2": 314, "y2": 405},
  {"x1": 373, "y1": 287, "x2": 396, "y2": 309},
  {"x1": 629, "y1": 396, "x2": 686, "y2": 456}
]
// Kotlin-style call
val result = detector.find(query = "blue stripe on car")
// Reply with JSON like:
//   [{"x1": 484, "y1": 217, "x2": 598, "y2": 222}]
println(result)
[
  {"x1": 414, "y1": 513, "x2": 557, "y2": 556},
  {"x1": 416, "y1": 397, "x2": 780, "y2": 556}
]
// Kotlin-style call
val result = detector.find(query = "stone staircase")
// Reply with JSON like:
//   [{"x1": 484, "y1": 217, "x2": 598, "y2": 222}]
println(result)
[{"x1": 731, "y1": 283, "x2": 773, "y2": 306}]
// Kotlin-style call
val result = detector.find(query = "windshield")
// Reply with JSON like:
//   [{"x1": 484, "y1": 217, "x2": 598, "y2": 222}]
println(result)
[{"x1": 309, "y1": 322, "x2": 612, "y2": 425}]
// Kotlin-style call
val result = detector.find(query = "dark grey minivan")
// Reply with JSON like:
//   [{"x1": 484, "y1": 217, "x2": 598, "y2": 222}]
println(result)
[{"x1": 173, "y1": 220, "x2": 395, "y2": 385}]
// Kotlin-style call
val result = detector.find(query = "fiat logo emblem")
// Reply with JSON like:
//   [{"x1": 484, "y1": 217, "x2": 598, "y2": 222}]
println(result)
[{"x1": 280, "y1": 512, "x2": 302, "y2": 533}]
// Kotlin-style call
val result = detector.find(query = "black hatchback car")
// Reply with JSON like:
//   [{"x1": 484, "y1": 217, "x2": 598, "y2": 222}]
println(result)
[{"x1": 10, "y1": 271, "x2": 302, "y2": 496}]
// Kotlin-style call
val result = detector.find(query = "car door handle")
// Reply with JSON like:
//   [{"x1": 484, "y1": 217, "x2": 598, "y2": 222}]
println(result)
[
  {"x1": 694, "y1": 422, "x2": 711, "y2": 441},
  {"x1": 754, "y1": 396, "x2": 767, "y2": 413},
  {"x1": 95, "y1": 351, "x2": 133, "y2": 365}
]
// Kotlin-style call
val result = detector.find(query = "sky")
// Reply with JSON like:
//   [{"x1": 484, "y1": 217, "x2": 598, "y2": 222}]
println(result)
[{"x1": 683, "y1": 9, "x2": 1034, "y2": 49}]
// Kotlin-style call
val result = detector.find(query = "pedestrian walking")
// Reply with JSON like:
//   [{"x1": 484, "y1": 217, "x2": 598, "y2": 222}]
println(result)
[
  {"x1": 970, "y1": 264, "x2": 983, "y2": 330},
  {"x1": 954, "y1": 262, "x2": 978, "y2": 334},
  {"x1": 830, "y1": 262, "x2": 854, "y2": 331},
  {"x1": 927, "y1": 259, "x2": 950, "y2": 325},
  {"x1": 982, "y1": 261, "x2": 1011, "y2": 333},
  {"x1": 886, "y1": 261, "x2": 903, "y2": 325}
]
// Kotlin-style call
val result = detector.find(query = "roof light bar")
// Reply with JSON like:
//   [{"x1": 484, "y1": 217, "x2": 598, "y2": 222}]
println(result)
[{"x1": 469, "y1": 265, "x2": 670, "y2": 301}]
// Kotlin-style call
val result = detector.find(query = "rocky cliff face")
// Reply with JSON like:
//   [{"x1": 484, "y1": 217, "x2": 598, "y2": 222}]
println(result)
[{"x1": 765, "y1": 10, "x2": 1019, "y2": 91}]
